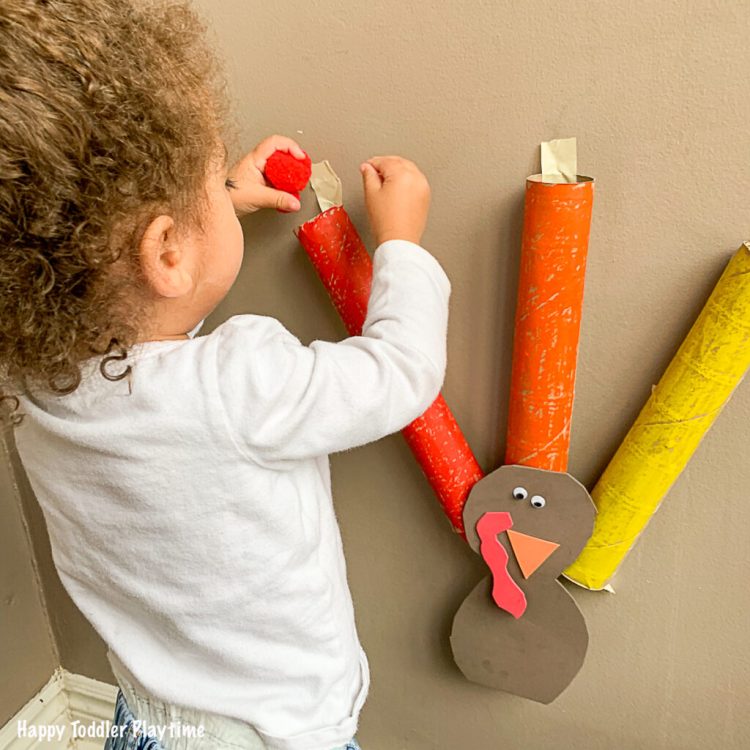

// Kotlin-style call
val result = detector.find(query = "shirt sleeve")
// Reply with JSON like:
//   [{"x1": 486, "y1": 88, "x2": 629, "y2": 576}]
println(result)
[{"x1": 213, "y1": 239, "x2": 451, "y2": 467}]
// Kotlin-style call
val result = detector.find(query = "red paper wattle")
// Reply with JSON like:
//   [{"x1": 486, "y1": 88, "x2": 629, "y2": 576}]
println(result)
[
  {"x1": 295, "y1": 206, "x2": 483, "y2": 536},
  {"x1": 476, "y1": 512, "x2": 527, "y2": 618}
]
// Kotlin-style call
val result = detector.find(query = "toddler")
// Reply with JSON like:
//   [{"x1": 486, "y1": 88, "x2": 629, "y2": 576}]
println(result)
[{"x1": 0, "y1": 2, "x2": 450, "y2": 749}]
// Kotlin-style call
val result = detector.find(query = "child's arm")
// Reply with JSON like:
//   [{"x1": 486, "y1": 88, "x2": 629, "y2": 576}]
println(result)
[{"x1": 213, "y1": 157, "x2": 450, "y2": 466}]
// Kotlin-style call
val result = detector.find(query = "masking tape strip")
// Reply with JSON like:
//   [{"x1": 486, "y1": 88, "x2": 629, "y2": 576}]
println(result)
[
  {"x1": 310, "y1": 160, "x2": 343, "y2": 213},
  {"x1": 541, "y1": 137, "x2": 577, "y2": 183}
]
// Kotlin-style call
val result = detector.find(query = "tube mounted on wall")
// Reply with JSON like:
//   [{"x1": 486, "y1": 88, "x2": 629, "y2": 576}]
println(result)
[
  {"x1": 566, "y1": 242, "x2": 750, "y2": 589},
  {"x1": 505, "y1": 172, "x2": 594, "y2": 472},
  {"x1": 295, "y1": 206, "x2": 484, "y2": 537}
]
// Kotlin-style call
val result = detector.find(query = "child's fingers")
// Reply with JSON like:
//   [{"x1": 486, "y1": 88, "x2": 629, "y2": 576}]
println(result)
[
  {"x1": 360, "y1": 162, "x2": 382, "y2": 193},
  {"x1": 252, "y1": 135, "x2": 307, "y2": 170},
  {"x1": 365, "y1": 155, "x2": 417, "y2": 180},
  {"x1": 253, "y1": 185, "x2": 301, "y2": 213}
]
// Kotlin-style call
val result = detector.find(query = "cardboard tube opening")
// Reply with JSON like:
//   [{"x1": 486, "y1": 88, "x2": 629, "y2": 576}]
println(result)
[{"x1": 527, "y1": 174, "x2": 595, "y2": 186}]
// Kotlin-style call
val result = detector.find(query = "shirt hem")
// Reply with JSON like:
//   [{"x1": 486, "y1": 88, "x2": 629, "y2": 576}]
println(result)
[{"x1": 256, "y1": 649, "x2": 370, "y2": 750}]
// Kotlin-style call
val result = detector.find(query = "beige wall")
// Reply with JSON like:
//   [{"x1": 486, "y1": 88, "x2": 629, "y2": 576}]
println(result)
[
  {"x1": 1, "y1": 430, "x2": 115, "y2": 724},
  {"x1": 0, "y1": 433, "x2": 57, "y2": 726},
  {"x1": 3, "y1": 0, "x2": 749, "y2": 747},
  {"x1": 7, "y1": 433, "x2": 114, "y2": 685}
]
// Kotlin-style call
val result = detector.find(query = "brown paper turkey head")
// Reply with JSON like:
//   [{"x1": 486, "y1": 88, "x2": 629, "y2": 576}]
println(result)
[{"x1": 450, "y1": 464, "x2": 596, "y2": 704}]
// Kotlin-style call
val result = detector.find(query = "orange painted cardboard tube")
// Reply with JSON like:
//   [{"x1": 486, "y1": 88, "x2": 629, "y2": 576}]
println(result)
[
  {"x1": 505, "y1": 175, "x2": 594, "y2": 472},
  {"x1": 296, "y1": 206, "x2": 483, "y2": 536}
]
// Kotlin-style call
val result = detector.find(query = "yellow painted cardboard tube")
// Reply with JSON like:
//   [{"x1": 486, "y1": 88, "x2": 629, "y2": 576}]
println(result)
[{"x1": 565, "y1": 243, "x2": 750, "y2": 590}]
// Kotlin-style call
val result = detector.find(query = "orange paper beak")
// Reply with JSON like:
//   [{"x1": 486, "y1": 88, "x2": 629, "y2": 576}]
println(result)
[{"x1": 506, "y1": 529, "x2": 560, "y2": 579}]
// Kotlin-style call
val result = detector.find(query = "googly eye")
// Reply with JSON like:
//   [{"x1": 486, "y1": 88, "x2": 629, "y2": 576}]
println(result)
[
  {"x1": 530, "y1": 495, "x2": 546, "y2": 509},
  {"x1": 512, "y1": 487, "x2": 528, "y2": 500}
]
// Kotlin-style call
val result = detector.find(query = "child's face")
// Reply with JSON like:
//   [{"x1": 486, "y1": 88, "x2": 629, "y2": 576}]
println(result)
[{"x1": 189, "y1": 153, "x2": 245, "y2": 320}]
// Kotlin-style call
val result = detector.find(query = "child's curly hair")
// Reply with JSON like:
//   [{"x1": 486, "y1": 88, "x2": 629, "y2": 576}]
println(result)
[{"x1": 0, "y1": 0, "x2": 232, "y2": 425}]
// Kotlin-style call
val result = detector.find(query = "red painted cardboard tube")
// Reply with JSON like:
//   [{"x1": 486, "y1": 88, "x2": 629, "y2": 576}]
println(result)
[
  {"x1": 505, "y1": 175, "x2": 594, "y2": 472},
  {"x1": 296, "y1": 206, "x2": 483, "y2": 536}
]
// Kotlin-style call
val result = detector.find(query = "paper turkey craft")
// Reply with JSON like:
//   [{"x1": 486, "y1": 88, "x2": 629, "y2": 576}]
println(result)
[{"x1": 450, "y1": 465, "x2": 595, "y2": 703}]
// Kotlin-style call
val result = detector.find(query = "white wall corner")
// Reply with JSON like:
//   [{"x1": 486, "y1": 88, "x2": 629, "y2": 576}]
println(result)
[{"x1": 0, "y1": 670, "x2": 117, "y2": 750}]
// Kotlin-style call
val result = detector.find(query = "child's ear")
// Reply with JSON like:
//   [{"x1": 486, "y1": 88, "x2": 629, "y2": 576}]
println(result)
[{"x1": 138, "y1": 214, "x2": 194, "y2": 298}]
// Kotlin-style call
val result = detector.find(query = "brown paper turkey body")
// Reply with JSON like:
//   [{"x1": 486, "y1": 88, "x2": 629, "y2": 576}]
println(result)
[{"x1": 450, "y1": 465, "x2": 596, "y2": 704}]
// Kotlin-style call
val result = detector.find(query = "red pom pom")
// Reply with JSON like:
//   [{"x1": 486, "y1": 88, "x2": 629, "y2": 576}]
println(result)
[{"x1": 264, "y1": 150, "x2": 312, "y2": 194}]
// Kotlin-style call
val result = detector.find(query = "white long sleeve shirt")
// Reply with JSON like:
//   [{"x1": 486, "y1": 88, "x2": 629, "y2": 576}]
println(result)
[{"x1": 15, "y1": 239, "x2": 451, "y2": 750}]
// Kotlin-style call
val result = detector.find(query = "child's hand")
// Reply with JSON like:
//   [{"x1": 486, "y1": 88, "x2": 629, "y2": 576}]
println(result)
[
  {"x1": 227, "y1": 135, "x2": 307, "y2": 216},
  {"x1": 360, "y1": 156, "x2": 431, "y2": 246}
]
